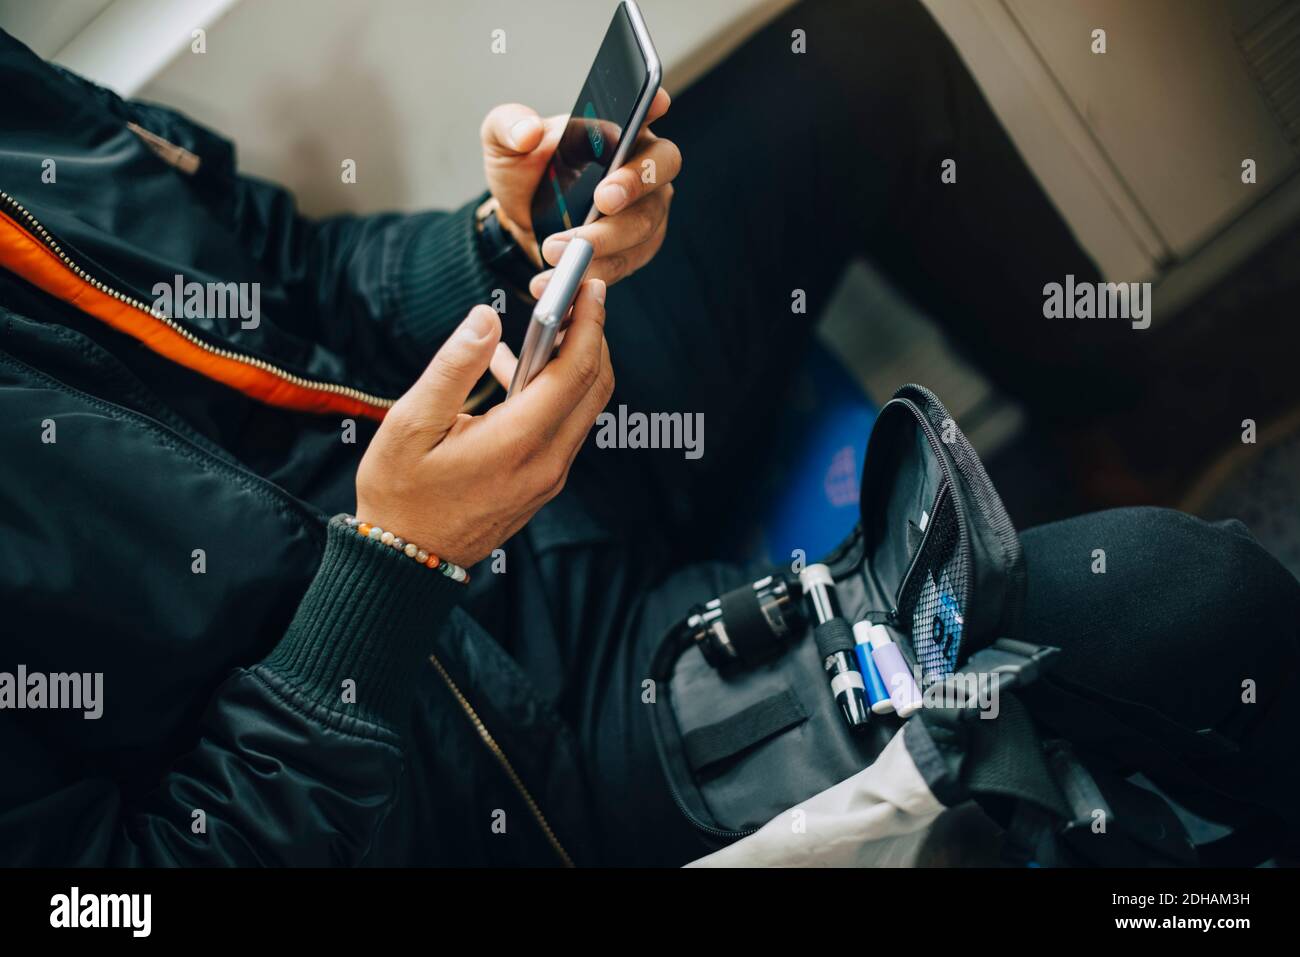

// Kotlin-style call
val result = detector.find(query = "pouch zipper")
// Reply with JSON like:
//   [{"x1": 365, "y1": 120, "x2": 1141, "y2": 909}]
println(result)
[
  {"x1": 892, "y1": 479, "x2": 951, "y2": 614},
  {"x1": 647, "y1": 626, "x2": 761, "y2": 843},
  {"x1": 902, "y1": 383, "x2": 1026, "y2": 636},
  {"x1": 427, "y1": 653, "x2": 575, "y2": 867},
  {"x1": 880, "y1": 395, "x2": 971, "y2": 626},
  {"x1": 661, "y1": 752, "x2": 760, "y2": 842},
  {"x1": 0, "y1": 188, "x2": 396, "y2": 411}
]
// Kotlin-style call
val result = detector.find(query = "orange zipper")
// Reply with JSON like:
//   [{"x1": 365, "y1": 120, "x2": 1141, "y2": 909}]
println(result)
[{"x1": 0, "y1": 189, "x2": 395, "y2": 421}]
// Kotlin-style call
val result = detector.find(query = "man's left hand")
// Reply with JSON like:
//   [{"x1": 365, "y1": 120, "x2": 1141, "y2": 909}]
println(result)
[{"x1": 480, "y1": 88, "x2": 679, "y2": 297}]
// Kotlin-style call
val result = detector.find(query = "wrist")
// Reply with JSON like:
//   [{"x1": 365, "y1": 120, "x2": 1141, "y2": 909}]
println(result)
[
  {"x1": 259, "y1": 515, "x2": 464, "y2": 729},
  {"x1": 493, "y1": 202, "x2": 542, "y2": 269},
  {"x1": 476, "y1": 196, "x2": 543, "y2": 285},
  {"x1": 344, "y1": 513, "x2": 471, "y2": 583}
]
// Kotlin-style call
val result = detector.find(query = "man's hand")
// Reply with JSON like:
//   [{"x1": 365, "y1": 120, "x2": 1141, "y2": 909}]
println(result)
[
  {"x1": 355, "y1": 282, "x2": 613, "y2": 568},
  {"x1": 480, "y1": 89, "x2": 679, "y2": 296}
]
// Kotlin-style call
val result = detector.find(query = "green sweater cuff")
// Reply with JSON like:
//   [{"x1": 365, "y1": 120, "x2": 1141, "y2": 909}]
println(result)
[
  {"x1": 260, "y1": 515, "x2": 463, "y2": 730},
  {"x1": 393, "y1": 194, "x2": 499, "y2": 357}
]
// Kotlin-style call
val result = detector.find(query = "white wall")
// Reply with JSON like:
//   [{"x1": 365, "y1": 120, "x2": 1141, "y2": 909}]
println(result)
[
  {"x1": 923, "y1": 0, "x2": 1300, "y2": 305},
  {"x1": 6, "y1": 0, "x2": 789, "y2": 216},
  {"x1": 0, "y1": 0, "x2": 114, "y2": 59},
  {"x1": 7, "y1": 0, "x2": 1297, "y2": 303}
]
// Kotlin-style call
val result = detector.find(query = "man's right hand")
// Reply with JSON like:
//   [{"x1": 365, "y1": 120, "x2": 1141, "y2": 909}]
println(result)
[{"x1": 355, "y1": 279, "x2": 612, "y2": 568}]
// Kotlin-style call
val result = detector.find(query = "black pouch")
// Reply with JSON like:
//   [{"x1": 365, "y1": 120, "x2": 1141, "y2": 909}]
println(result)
[{"x1": 647, "y1": 384, "x2": 1028, "y2": 842}]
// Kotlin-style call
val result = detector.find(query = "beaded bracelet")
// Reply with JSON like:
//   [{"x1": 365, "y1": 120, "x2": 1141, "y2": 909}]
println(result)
[{"x1": 343, "y1": 515, "x2": 469, "y2": 584}]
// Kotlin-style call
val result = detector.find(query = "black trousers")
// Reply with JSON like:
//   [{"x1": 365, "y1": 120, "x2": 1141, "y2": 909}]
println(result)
[{"x1": 466, "y1": 0, "x2": 1300, "y2": 865}]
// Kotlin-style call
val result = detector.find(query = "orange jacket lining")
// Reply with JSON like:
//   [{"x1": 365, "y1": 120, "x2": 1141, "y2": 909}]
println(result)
[{"x1": 0, "y1": 208, "x2": 389, "y2": 421}]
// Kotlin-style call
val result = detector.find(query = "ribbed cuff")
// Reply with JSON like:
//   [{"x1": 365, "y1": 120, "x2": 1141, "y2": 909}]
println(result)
[
  {"x1": 392, "y1": 194, "x2": 499, "y2": 358},
  {"x1": 260, "y1": 515, "x2": 463, "y2": 730}
]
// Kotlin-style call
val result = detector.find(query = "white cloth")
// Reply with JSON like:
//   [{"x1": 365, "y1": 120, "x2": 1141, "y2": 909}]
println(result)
[{"x1": 686, "y1": 728, "x2": 944, "y2": 867}]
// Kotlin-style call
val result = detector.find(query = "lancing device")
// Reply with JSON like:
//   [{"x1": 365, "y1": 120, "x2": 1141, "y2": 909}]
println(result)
[
  {"x1": 506, "y1": 237, "x2": 595, "y2": 399},
  {"x1": 799, "y1": 564, "x2": 870, "y2": 728},
  {"x1": 867, "y1": 623, "x2": 923, "y2": 718},
  {"x1": 852, "y1": 620, "x2": 895, "y2": 715}
]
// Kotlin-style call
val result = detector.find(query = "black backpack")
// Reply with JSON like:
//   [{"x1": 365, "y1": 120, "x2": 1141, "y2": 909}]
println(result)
[{"x1": 647, "y1": 384, "x2": 1297, "y2": 866}]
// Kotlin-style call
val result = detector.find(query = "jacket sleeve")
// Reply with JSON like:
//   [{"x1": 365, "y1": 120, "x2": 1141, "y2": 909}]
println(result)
[
  {"x1": 0, "y1": 517, "x2": 462, "y2": 866},
  {"x1": 226, "y1": 173, "x2": 503, "y2": 384}
]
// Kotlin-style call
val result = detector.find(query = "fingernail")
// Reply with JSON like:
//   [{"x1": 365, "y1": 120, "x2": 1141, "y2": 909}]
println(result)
[
  {"x1": 508, "y1": 117, "x2": 539, "y2": 150},
  {"x1": 543, "y1": 237, "x2": 569, "y2": 264},
  {"x1": 465, "y1": 306, "x2": 495, "y2": 339},
  {"x1": 598, "y1": 182, "x2": 629, "y2": 212},
  {"x1": 589, "y1": 278, "x2": 606, "y2": 305},
  {"x1": 529, "y1": 270, "x2": 553, "y2": 299}
]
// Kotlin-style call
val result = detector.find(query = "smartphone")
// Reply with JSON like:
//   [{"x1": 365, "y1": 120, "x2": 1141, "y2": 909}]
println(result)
[
  {"x1": 529, "y1": 0, "x2": 662, "y2": 259},
  {"x1": 506, "y1": 237, "x2": 595, "y2": 398}
]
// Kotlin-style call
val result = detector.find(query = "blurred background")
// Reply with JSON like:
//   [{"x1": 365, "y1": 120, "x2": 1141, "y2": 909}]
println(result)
[{"x1": 4, "y1": 0, "x2": 1297, "y2": 572}]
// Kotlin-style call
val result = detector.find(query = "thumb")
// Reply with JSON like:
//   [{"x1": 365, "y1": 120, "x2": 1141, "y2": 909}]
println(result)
[
  {"x1": 480, "y1": 103, "x2": 545, "y2": 157},
  {"x1": 394, "y1": 305, "x2": 501, "y2": 445}
]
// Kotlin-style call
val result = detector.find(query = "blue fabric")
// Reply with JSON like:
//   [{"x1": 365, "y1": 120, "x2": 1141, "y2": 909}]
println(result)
[{"x1": 736, "y1": 344, "x2": 877, "y2": 566}]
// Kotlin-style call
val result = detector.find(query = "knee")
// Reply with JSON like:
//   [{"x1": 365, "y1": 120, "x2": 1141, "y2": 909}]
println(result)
[
  {"x1": 1130, "y1": 507, "x2": 1299, "y2": 698},
  {"x1": 1157, "y1": 508, "x2": 1297, "y2": 618},
  {"x1": 1024, "y1": 506, "x2": 1299, "y2": 724},
  {"x1": 1114, "y1": 506, "x2": 1298, "y2": 621}
]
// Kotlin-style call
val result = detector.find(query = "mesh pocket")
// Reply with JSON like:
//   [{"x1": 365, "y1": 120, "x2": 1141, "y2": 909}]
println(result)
[{"x1": 897, "y1": 501, "x2": 968, "y2": 685}]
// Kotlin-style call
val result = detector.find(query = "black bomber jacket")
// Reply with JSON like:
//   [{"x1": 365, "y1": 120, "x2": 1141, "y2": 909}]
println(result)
[{"x1": 0, "y1": 28, "x2": 594, "y2": 867}]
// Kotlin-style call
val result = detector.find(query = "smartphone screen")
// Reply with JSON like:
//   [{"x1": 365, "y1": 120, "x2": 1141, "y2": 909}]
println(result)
[{"x1": 529, "y1": 3, "x2": 654, "y2": 250}]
